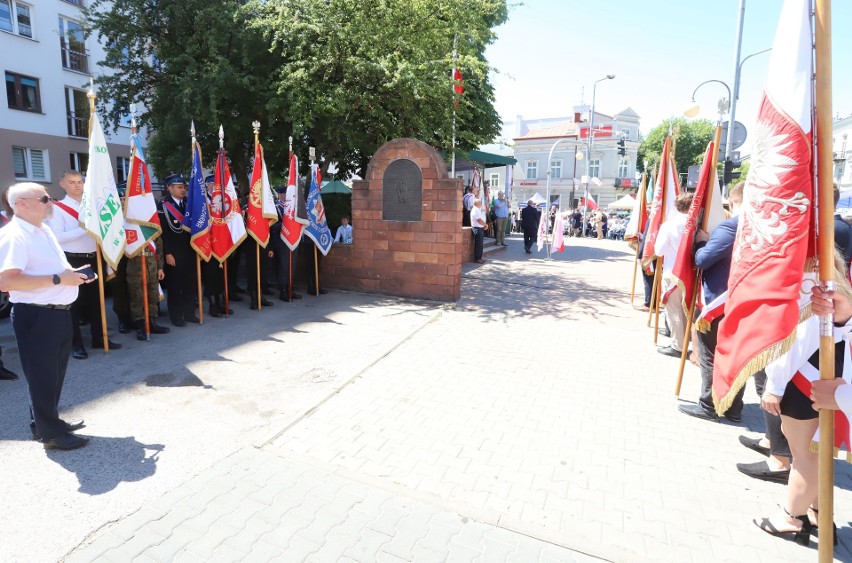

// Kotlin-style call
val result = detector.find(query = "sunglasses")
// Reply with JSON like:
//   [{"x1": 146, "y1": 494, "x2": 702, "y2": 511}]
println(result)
[{"x1": 21, "y1": 195, "x2": 54, "y2": 204}]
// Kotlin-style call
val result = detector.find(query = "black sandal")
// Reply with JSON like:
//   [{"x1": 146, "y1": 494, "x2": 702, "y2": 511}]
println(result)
[
  {"x1": 754, "y1": 508, "x2": 812, "y2": 546},
  {"x1": 808, "y1": 506, "x2": 838, "y2": 545}
]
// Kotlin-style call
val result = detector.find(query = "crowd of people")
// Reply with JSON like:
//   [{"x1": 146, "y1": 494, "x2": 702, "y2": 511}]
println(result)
[
  {"x1": 0, "y1": 172, "x2": 346, "y2": 450},
  {"x1": 635, "y1": 181, "x2": 852, "y2": 548}
]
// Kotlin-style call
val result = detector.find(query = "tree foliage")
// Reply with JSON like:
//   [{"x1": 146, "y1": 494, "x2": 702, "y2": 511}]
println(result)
[
  {"x1": 637, "y1": 118, "x2": 716, "y2": 178},
  {"x1": 85, "y1": 0, "x2": 507, "y2": 184}
]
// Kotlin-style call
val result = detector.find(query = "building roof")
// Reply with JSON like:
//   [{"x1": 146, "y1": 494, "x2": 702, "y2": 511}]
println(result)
[
  {"x1": 614, "y1": 107, "x2": 641, "y2": 119},
  {"x1": 513, "y1": 122, "x2": 580, "y2": 141}
]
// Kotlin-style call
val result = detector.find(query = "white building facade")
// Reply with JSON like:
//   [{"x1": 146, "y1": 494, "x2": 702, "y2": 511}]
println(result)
[
  {"x1": 509, "y1": 108, "x2": 641, "y2": 209},
  {"x1": 0, "y1": 0, "x2": 147, "y2": 194},
  {"x1": 834, "y1": 114, "x2": 852, "y2": 189}
]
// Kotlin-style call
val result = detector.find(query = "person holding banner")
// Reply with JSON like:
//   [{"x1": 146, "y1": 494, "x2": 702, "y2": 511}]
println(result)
[
  {"x1": 158, "y1": 174, "x2": 199, "y2": 327},
  {"x1": 126, "y1": 237, "x2": 169, "y2": 341},
  {"x1": 653, "y1": 193, "x2": 692, "y2": 358},
  {"x1": 48, "y1": 170, "x2": 122, "y2": 359}
]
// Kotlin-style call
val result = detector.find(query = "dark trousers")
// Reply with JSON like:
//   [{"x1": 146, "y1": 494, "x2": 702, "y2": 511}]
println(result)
[
  {"x1": 697, "y1": 315, "x2": 744, "y2": 417},
  {"x1": 523, "y1": 229, "x2": 536, "y2": 251},
  {"x1": 273, "y1": 237, "x2": 299, "y2": 294},
  {"x1": 753, "y1": 368, "x2": 793, "y2": 458},
  {"x1": 111, "y1": 257, "x2": 131, "y2": 324},
  {"x1": 472, "y1": 227, "x2": 484, "y2": 260},
  {"x1": 642, "y1": 264, "x2": 654, "y2": 307},
  {"x1": 12, "y1": 304, "x2": 72, "y2": 440},
  {"x1": 304, "y1": 240, "x2": 323, "y2": 291},
  {"x1": 164, "y1": 260, "x2": 196, "y2": 323},
  {"x1": 246, "y1": 239, "x2": 271, "y2": 296},
  {"x1": 66, "y1": 253, "x2": 103, "y2": 347}
]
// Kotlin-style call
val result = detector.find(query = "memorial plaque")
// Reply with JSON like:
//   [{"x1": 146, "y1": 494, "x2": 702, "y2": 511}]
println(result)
[{"x1": 382, "y1": 158, "x2": 422, "y2": 221}]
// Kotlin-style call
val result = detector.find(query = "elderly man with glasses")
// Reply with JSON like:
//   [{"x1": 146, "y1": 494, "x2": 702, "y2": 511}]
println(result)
[{"x1": 0, "y1": 182, "x2": 92, "y2": 450}]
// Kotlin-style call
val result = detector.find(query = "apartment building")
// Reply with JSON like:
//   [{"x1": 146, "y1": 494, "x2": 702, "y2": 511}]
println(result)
[{"x1": 1, "y1": 0, "x2": 147, "y2": 194}]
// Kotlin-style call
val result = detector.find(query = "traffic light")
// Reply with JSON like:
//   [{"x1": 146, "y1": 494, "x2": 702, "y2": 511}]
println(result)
[
  {"x1": 617, "y1": 138, "x2": 626, "y2": 156},
  {"x1": 723, "y1": 158, "x2": 742, "y2": 184}
]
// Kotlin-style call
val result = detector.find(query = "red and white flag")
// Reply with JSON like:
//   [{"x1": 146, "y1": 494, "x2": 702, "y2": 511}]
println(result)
[
  {"x1": 210, "y1": 146, "x2": 247, "y2": 262},
  {"x1": 641, "y1": 138, "x2": 679, "y2": 269},
  {"x1": 580, "y1": 196, "x2": 598, "y2": 210},
  {"x1": 536, "y1": 205, "x2": 548, "y2": 252},
  {"x1": 246, "y1": 140, "x2": 277, "y2": 247},
  {"x1": 712, "y1": 0, "x2": 814, "y2": 414},
  {"x1": 279, "y1": 153, "x2": 309, "y2": 250},
  {"x1": 551, "y1": 215, "x2": 565, "y2": 253}
]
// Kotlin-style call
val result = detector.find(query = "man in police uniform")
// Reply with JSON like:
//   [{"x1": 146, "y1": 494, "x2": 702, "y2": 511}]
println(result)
[
  {"x1": 0, "y1": 182, "x2": 91, "y2": 450},
  {"x1": 47, "y1": 170, "x2": 122, "y2": 358},
  {"x1": 158, "y1": 174, "x2": 199, "y2": 326}
]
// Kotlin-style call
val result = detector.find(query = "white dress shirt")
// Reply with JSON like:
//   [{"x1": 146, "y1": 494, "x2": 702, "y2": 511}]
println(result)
[
  {"x1": 470, "y1": 205, "x2": 486, "y2": 228},
  {"x1": 47, "y1": 196, "x2": 96, "y2": 253},
  {"x1": 654, "y1": 212, "x2": 687, "y2": 290},
  {"x1": 334, "y1": 224, "x2": 353, "y2": 244},
  {"x1": 0, "y1": 216, "x2": 78, "y2": 305}
]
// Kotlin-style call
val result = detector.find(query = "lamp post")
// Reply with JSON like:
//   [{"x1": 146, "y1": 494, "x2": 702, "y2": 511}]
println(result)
[{"x1": 582, "y1": 74, "x2": 615, "y2": 236}]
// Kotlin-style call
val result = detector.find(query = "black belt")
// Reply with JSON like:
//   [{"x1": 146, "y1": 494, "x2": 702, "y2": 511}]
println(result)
[
  {"x1": 15, "y1": 302, "x2": 73, "y2": 311},
  {"x1": 65, "y1": 252, "x2": 96, "y2": 258}
]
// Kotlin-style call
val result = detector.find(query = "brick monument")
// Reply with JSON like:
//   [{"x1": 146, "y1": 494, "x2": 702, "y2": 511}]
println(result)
[{"x1": 319, "y1": 138, "x2": 462, "y2": 301}]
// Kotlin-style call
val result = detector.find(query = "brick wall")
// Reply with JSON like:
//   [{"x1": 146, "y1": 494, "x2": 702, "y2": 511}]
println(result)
[{"x1": 320, "y1": 139, "x2": 463, "y2": 301}]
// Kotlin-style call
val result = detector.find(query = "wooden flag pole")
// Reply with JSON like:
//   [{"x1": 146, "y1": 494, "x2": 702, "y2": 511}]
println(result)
[
  {"x1": 815, "y1": 0, "x2": 835, "y2": 557},
  {"x1": 647, "y1": 261, "x2": 660, "y2": 328},
  {"x1": 674, "y1": 124, "x2": 723, "y2": 396},
  {"x1": 629, "y1": 171, "x2": 648, "y2": 305},
  {"x1": 86, "y1": 83, "x2": 110, "y2": 353},
  {"x1": 314, "y1": 245, "x2": 320, "y2": 296},
  {"x1": 256, "y1": 245, "x2": 262, "y2": 311},
  {"x1": 196, "y1": 255, "x2": 204, "y2": 324},
  {"x1": 629, "y1": 242, "x2": 641, "y2": 305},
  {"x1": 652, "y1": 259, "x2": 663, "y2": 344},
  {"x1": 141, "y1": 254, "x2": 150, "y2": 339}
]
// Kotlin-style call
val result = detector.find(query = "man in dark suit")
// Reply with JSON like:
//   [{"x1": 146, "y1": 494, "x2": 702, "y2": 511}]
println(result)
[
  {"x1": 834, "y1": 184, "x2": 852, "y2": 263},
  {"x1": 158, "y1": 174, "x2": 199, "y2": 327},
  {"x1": 520, "y1": 200, "x2": 540, "y2": 254}
]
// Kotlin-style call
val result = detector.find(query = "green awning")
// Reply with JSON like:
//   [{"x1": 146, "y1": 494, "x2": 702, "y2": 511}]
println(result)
[
  {"x1": 439, "y1": 149, "x2": 516, "y2": 169},
  {"x1": 321, "y1": 179, "x2": 352, "y2": 194}
]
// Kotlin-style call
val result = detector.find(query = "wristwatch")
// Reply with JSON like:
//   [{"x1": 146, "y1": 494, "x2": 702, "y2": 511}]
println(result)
[{"x1": 52, "y1": 274, "x2": 60, "y2": 285}]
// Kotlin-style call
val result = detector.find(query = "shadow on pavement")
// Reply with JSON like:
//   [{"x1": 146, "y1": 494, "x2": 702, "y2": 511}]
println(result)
[{"x1": 46, "y1": 436, "x2": 164, "y2": 495}]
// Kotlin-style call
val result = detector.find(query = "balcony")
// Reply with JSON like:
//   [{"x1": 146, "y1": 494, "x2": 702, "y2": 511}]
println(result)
[
  {"x1": 60, "y1": 42, "x2": 89, "y2": 74},
  {"x1": 61, "y1": 0, "x2": 85, "y2": 7},
  {"x1": 67, "y1": 112, "x2": 88, "y2": 138}
]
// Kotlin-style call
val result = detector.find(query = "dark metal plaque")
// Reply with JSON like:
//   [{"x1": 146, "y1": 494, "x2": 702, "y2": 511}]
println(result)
[{"x1": 382, "y1": 159, "x2": 422, "y2": 221}]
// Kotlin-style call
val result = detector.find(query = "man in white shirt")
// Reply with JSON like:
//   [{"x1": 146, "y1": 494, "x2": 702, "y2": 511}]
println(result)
[
  {"x1": 0, "y1": 182, "x2": 91, "y2": 450},
  {"x1": 653, "y1": 193, "x2": 693, "y2": 357},
  {"x1": 470, "y1": 197, "x2": 488, "y2": 263},
  {"x1": 47, "y1": 170, "x2": 122, "y2": 359},
  {"x1": 334, "y1": 216, "x2": 353, "y2": 244}
]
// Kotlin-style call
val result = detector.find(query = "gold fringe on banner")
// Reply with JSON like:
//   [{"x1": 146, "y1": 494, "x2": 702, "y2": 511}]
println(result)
[{"x1": 809, "y1": 440, "x2": 852, "y2": 464}]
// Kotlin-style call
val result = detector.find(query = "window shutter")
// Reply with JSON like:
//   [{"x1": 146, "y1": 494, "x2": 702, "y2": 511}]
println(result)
[{"x1": 30, "y1": 149, "x2": 45, "y2": 179}]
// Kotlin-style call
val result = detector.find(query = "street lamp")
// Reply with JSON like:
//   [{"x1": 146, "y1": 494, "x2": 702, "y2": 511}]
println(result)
[{"x1": 582, "y1": 74, "x2": 615, "y2": 236}]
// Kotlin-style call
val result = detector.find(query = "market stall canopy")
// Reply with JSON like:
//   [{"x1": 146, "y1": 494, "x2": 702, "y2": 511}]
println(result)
[
  {"x1": 608, "y1": 194, "x2": 636, "y2": 210},
  {"x1": 321, "y1": 179, "x2": 352, "y2": 194},
  {"x1": 440, "y1": 149, "x2": 517, "y2": 171}
]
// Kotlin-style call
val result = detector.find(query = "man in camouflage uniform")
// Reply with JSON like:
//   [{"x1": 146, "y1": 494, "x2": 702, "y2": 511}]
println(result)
[{"x1": 127, "y1": 236, "x2": 170, "y2": 341}]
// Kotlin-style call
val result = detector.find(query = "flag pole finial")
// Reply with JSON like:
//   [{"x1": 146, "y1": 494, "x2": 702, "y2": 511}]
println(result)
[
  {"x1": 190, "y1": 120, "x2": 196, "y2": 140},
  {"x1": 87, "y1": 77, "x2": 95, "y2": 101},
  {"x1": 289, "y1": 136, "x2": 293, "y2": 153},
  {"x1": 218, "y1": 125, "x2": 224, "y2": 149},
  {"x1": 130, "y1": 103, "x2": 137, "y2": 135},
  {"x1": 252, "y1": 120, "x2": 260, "y2": 144}
]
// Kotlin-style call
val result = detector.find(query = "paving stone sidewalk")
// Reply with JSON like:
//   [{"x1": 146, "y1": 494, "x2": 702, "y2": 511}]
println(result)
[{"x1": 56, "y1": 236, "x2": 852, "y2": 561}]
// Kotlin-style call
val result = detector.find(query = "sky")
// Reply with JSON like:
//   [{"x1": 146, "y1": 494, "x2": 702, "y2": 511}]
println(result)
[{"x1": 485, "y1": 0, "x2": 852, "y2": 154}]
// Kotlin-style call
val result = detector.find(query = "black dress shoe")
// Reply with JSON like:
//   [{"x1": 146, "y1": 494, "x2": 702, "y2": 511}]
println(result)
[
  {"x1": 737, "y1": 460, "x2": 790, "y2": 484},
  {"x1": 118, "y1": 322, "x2": 130, "y2": 334},
  {"x1": 677, "y1": 403, "x2": 719, "y2": 422},
  {"x1": 307, "y1": 288, "x2": 328, "y2": 296},
  {"x1": 658, "y1": 327, "x2": 671, "y2": 337},
  {"x1": 262, "y1": 287, "x2": 275, "y2": 296},
  {"x1": 235, "y1": 286, "x2": 248, "y2": 294},
  {"x1": 261, "y1": 296, "x2": 274, "y2": 306},
  {"x1": 656, "y1": 346, "x2": 682, "y2": 358},
  {"x1": 725, "y1": 413, "x2": 743, "y2": 423},
  {"x1": 43, "y1": 433, "x2": 89, "y2": 451},
  {"x1": 136, "y1": 327, "x2": 148, "y2": 341},
  {"x1": 279, "y1": 291, "x2": 302, "y2": 301},
  {"x1": 32, "y1": 419, "x2": 86, "y2": 440},
  {"x1": 72, "y1": 346, "x2": 88, "y2": 360},
  {"x1": 739, "y1": 435, "x2": 770, "y2": 457},
  {"x1": 171, "y1": 318, "x2": 186, "y2": 327},
  {"x1": 184, "y1": 316, "x2": 200, "y2": 324},
  {"x1": 92, "y1": 339, "x2": 122, "y2": 350},
  {"x1": 0, "y1": 365, "x2": 18, "y2": 380},
  {"x1": 149, "y1": 320, "x2": 170, "y2": 334}
]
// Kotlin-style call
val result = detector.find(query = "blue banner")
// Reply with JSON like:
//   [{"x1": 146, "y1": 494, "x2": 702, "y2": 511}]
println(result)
[
  {"x1": 186, "y1": 141, "x2": 212, "y2": 260},
  {"x1": 303, "y1": 163, "x2": 332, "y2": 256}
]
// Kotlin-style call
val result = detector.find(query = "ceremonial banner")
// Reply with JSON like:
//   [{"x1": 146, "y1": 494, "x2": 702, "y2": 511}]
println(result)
[
  {"x1": 624, "y1": 173, "x2": 651, "y2": 241},
  {"x1": 536, "y1": 205, "x2": 548, "y2": 251},
  {"x1": 641, "y1": 138, "x2": 679, "y2": 269},
  {"x1": 246, "y1": 140, "x2": 277, "y2": 247},
  {"x1": 124, "y1": 135, "x2": 161, "y2": 257},
  {"x1": 210, "y1": 148, "x2": 247, "y2": 262},
  {"x1": 304, "y1": 164, "x2": 332, "y2": 255},
  {"x1": 551, "y1": 215, "x2": 565, "y2": 253},
  {"x1": 666, "y1": 141, "x2": 716, "y2": 306},
  {"x1": 580, "y1": 196, "x2": 598, "y2": 210},
  {"x1": 185, "y1": 140, "x2": 212, "y2": 260},
  {"x1": 279, "y1": 153, "x2": 309, "y2": 250},
  {"x1": 80, "y1": 111, "x2": 125, "y2": 269},
  {"x1": 713, "y1": 0, "x2": 813, "y2": 414}
]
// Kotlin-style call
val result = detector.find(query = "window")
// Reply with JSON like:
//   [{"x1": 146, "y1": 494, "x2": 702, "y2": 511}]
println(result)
[
  {"x1": 65, "y1": 87, "x2": 88, "y2": 137},
  {"x1": 116, "y1": 157, "x2": 130, "y2": 183},
  {"x1": 618, "y1": 158, "x2": 629, "y2": 178},
  {"x1": 550, "y1": 159, "x2": 562, "y2": 179},
  {"x1": 61, "y1": 0, "x2": 84, "y2": 6},
  {"x1": 13, "y1": 147, "x2": 49, "y2": 181},
  {"x1": 621, "y1": 128, "x2": 631, "y2": 141},
  {"x1": 525, "y1": 160, "x2": 538, "y2": 179},
  {"x1": 489, "y1": 173, "x2": 499, "y2": 189},
  {"x1": 589, "y1": 159, "x2": 601, "y2": 179},
  {"x1": 59, "y1": 17, "x2": 88, "y2": 73},
  {"x1": 69, "y1": 152, "x2": 87, "y2": 173},
  {"x1": 5, "y1": 71, "x2": 40, "y2": 112},
  {"x1": 0, "y1": 1, "x2": 33, "y2": 38}
]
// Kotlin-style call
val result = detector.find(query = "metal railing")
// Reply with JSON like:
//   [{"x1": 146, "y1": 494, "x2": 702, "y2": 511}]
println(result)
[
  {"x1": 60, "y1": 43, "x2": 89, "y2": 74},
  {"x1": 67, "y1": 112, "x2": 88, "y2": 138},
  {"x1": 61, "y1": 0, "x2": 85, "y2": 7}
]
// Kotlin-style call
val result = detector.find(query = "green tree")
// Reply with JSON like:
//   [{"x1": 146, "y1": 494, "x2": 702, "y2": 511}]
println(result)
[
  {"x1": 85, "y1": 0, "x2": 506, "y2": 183},
  {"x1": 637, "y1": 118, "x2": 716, "y2": 178}
]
